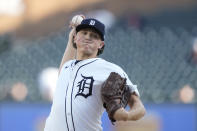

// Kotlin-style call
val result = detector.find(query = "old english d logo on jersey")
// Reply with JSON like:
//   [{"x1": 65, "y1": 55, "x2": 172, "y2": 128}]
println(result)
[{"x1": 75, "y1": 74, "x2": 94, "y2": 98}]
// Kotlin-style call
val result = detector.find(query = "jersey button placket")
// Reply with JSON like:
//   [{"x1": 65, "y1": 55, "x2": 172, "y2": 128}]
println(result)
[{"x1": 67, "y1": 112, "x2": 71, "y2": 116}]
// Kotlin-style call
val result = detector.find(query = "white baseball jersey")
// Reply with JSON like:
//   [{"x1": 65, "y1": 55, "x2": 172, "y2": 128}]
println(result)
[{"x1": 44, "y1": 58, "x2": 139, "y2": 131}]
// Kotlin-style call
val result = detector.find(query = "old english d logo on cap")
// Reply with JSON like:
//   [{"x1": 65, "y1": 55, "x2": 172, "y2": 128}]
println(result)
[
  {"x1": 76, "y1": 18, "x2": 105, "y2": 41},
  {"x1": 89, "y1": 20, "x2": 96, "y2": 25}
]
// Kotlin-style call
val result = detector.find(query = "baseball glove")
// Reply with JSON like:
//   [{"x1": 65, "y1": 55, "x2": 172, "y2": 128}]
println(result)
[{"x1": 101, "y1": 72, "x2": 131, "y2": 123}]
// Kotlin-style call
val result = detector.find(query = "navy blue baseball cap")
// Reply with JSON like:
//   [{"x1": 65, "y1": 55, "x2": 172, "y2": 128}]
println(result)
[{"x1": 76, "y1": 18, "x2": 105, "y2": 41}]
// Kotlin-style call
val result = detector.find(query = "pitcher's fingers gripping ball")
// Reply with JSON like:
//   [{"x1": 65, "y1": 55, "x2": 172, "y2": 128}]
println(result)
[
  {"x1": 70, "y1": 15, "x2": 85, "y2": 28},
  {"x1": 101, "y1": 72, "x2": 131, "y2": 123}
]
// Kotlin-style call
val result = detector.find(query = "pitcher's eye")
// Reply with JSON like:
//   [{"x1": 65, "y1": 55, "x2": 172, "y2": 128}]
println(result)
[
  {"x1": 91, "y1": 33, "x2": 99, "y2": 39},
  {"x1": 82, "y1": 31, "x2": 87, "y2": 35}
]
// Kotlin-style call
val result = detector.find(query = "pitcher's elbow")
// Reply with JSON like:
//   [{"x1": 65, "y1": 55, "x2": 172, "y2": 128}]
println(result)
[
  {"x1": 134, "y1": 108, "x2": 146, "y2": 121},
  {"x1": 138, "y1": 107, "x2": 146, "y2": 120}
]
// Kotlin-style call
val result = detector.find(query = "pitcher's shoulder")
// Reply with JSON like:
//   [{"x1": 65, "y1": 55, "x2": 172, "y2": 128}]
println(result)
[{"x1": 98, "y1": 59, "x2": 124, "y2": 71}]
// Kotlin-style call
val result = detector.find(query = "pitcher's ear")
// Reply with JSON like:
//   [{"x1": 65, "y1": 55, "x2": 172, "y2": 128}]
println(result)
[{"x1": 99, "y1": 42, "x2": 104, "y2": 49}]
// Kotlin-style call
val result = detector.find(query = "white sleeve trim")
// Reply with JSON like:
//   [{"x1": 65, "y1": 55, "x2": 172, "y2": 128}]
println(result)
[{"x1": 128, "y1": 84, "x2": 140, "y2": 97}]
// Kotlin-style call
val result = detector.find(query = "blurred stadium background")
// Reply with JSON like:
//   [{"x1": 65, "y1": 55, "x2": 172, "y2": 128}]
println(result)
[{"x1": 0, "y1": 0, "x2": 197, "y2": 131}]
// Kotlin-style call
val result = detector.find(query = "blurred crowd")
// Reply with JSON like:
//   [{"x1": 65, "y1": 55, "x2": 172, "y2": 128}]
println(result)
[{"x1": 0, "y1": 24, "x2": 197, "y2": 104}]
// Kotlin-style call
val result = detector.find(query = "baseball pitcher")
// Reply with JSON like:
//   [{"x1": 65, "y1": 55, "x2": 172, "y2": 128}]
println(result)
[{"x1": 44, "y1": 15, "x2": 146, "y2": 131}]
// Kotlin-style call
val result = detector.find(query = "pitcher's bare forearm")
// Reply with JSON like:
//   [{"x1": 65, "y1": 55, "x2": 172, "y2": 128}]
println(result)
[
  {"x1": 59, "y1": 28, "x2": 76, "y2": 74},
  {"x1": 127, "y1": 94, "x2": 146, "y2": 121},
  {"x1": 59, "y1": 42, "x2": 76, "y2": 69},
  {"x1": 113, "y1": 94, "x2": 145, "y2": 121}
]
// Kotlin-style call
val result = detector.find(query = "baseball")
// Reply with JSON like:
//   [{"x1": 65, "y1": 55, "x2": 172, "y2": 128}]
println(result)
[{"x1": 71, "y1": 15, "x2": 84, "y2": 27}]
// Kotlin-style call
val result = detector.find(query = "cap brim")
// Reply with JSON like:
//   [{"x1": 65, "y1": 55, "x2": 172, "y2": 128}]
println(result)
[{"x1": 76, "y1": 24, "x2": 104, "y2": 41}]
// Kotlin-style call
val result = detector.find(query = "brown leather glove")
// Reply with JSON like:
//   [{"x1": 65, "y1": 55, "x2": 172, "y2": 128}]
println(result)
[{"x1": 101, "y1": 72, "x2": 131, "y2": 123}]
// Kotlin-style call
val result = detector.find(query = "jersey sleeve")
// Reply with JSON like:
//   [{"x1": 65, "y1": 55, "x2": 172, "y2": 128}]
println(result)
[
  {"x1": 59, "y1": 60, "x2": 73, "y2": 75},
  {"x1": 123, "y1": 72, "x2": 140, "y2": 97},
  {"x1": 101, "y1": 59, "x2": 140, "y2": 96}
]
